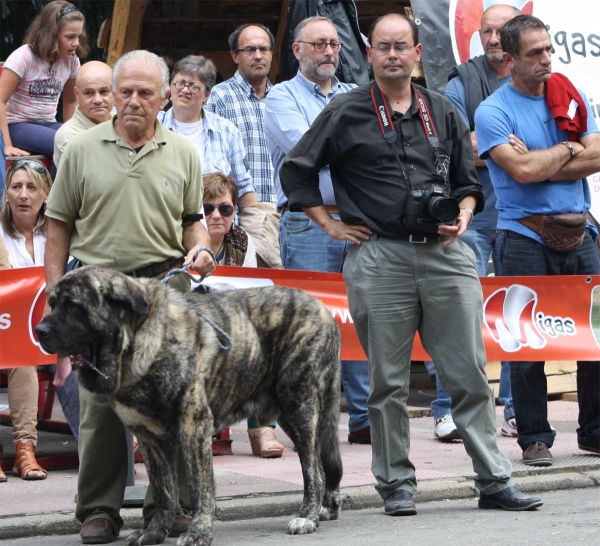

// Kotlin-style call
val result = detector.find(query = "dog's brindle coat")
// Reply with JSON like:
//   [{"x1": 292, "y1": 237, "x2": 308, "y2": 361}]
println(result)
[{"x1": 36, "y1": 266, "x2": 342, "y2": 546}]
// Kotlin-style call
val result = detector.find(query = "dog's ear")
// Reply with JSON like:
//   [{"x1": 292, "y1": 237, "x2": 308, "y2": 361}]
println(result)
[{"x1": 107, "y1": 275, "x2": 150, "y2": 317}]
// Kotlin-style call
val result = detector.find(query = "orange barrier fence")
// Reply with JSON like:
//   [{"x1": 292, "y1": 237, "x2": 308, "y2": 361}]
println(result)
[{"x1": 1, "y1": 266, "x2": 599, "y2": 368}]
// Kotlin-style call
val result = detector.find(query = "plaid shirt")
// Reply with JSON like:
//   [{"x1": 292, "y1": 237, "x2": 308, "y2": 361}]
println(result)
[
  {"x1": 157, "y1": 107, "x2": 256, "y2": 198},
  {"x1": 205, "y1": 71, "x2": 276, "y2": 203}
]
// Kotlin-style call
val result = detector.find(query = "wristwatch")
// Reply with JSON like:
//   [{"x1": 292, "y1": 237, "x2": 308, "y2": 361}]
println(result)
[{"x1": 560, "y1": 141, "x2": 575, "y2": 160}]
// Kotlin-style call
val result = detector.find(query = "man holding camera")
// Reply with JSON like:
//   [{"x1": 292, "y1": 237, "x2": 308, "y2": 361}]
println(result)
[{"x1": 281, "y1": 13, "x2": 541, "y2": 516}]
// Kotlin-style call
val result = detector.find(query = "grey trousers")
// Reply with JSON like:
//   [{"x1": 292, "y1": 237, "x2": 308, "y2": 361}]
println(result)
[{"x1": 343, "y1": 237, "x2": 513, "y2": 499}]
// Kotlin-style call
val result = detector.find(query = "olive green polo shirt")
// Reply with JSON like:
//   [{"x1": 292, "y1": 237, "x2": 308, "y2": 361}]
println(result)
[{"x1": 47, "y1": 119, "x2": 203, "y2": 272}]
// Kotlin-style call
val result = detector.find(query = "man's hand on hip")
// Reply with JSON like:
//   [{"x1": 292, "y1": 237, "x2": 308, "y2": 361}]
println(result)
[{"x1": 323, "y1": 218, "x2": 373, "y2": 245}]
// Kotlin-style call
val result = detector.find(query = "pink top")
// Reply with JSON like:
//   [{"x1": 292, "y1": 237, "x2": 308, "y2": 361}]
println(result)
[{"x1": 3, "y1": 44, "x2": 80, "y2": 124}]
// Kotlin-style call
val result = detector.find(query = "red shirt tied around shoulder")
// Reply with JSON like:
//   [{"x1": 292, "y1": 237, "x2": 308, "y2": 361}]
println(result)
[{"x1": 545, "y1": 72, "x2": 588, "y2": 142}]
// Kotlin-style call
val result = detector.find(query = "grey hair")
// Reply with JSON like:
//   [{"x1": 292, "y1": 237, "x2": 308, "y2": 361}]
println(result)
[
  {"x1": 293, "y1": 16, "x2": 334, "y2": 42},
  {"x1": 112, "y1": 50, "x2": 170, "y2": 99},
  {"x1": 171, "y1": 55, "x2": 217, "y2": 93}
]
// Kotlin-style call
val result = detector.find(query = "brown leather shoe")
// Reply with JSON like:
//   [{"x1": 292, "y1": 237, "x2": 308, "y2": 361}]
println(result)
[
  {"x1": 143, "y1": 513, "x2": 191, "y2": 538},
  {"x1": 80, "y1": 518, "x2": 117, "y2": 544},
  {"x1": 522, "y1": 441, "x2": 553, "y2": 467},
  {"x1": 348, "y1": 425, "x2": 371, "y2": 444}
]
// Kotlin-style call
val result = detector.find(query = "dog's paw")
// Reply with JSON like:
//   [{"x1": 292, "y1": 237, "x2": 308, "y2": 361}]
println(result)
[
  {"x1": 319, "y1": 505, "x2": 341, "y2": 521},
  {"x1": 177, "y1": 531, "x2": 204, "y2": 546},
  {"x1": 287, "y1": 517, "x2": 318, "y2": 535},
  {"x1": 125, "y1": 529, "x2": 167, "y2": 545}
]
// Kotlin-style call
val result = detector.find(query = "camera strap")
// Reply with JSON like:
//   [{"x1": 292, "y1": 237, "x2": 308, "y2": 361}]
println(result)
[{"x1": 371, "y1": 82, "x2": 445, "y2": 181}]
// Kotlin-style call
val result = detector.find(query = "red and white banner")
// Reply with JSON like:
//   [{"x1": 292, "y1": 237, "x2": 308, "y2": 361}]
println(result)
[{"x1": 1, "y1": 266, "x2": 599, "y2": 368}]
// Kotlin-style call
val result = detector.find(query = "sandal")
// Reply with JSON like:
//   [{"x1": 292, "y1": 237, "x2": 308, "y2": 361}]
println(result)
[
  {"x1": 12, "y1": 442, "x2": 47, "y2": 480},
  {"x1": 248, "y1": 426, "x2": 284, "y2": 458},
  {"x1": 0, "y1": 443, "x2": 5, "y2": 482}
]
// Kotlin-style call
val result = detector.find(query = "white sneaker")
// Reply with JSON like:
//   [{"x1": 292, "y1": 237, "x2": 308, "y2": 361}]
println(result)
[
  {"x1": 434, "y1": 415, "x2": 461, "y2": 442},
  {"x1": 501, "y1": 417, "x2": 557, "y2": 438},
  {"x1": 501, "y1": 417, "x2": 518, "y2": 437}
]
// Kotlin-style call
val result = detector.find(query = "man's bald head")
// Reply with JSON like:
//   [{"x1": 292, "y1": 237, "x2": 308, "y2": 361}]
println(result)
[
  {"x1": 479, "y1": 4, "x2": 521, "y2": 63},
  {"x1": 75, "y1": 61, "x2": 114, "y2": 125}
]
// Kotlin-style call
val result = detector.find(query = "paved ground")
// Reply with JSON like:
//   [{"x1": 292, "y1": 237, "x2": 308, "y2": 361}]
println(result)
[
  {"x1": 0, "y1": 400, "x2": 599, "y2": 540},
  {"x1": 3, "y1": 484, "x2": 600, "y2": 546}
]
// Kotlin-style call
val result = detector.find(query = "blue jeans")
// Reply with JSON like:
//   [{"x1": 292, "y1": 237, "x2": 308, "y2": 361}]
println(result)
[
  {"x1": 494, "y1": 229, "x2": 600, "y2": 451},
  {"x1": 430, "y1": 226, "x2": 515, "y2": 420},
  {"x1": 280, "y1": 211, "x2": 370, "y2": 432},
  {"x1": 46, "y1": 365, "x2": 80, "y2": 442},
  {"x1": 8, "y1": 121, "x2": 62, "y2": 158}
]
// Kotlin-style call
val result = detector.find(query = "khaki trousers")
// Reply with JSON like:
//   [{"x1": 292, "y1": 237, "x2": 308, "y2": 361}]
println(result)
[
  {"x1": 1, "y1": 367, "x2": 39, "y2": 446},
  {"x1": 75, "y1": 271, "x2": 191, "y2": 531},
  {"x1": 343, "y1": 237, "x2": 513, "y2": 499}
]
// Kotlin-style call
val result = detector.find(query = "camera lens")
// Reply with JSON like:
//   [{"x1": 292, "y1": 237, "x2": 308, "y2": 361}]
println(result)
[{"x1": 429, "y1": 196, "x2": 460, "y2": 223}]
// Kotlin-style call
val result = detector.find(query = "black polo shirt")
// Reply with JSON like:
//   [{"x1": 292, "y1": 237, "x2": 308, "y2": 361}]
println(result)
[{"x1": 280, "y1": 83, "x2": 484, "y2": 238}]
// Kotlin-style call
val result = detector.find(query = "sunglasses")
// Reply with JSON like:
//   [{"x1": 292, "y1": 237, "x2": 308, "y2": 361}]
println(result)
[
  {"x1": 204, "y1": 203, "x2": 235, "y2": 217},
  {"x1": 6, "y1": 159, "x2": 47, "y2": 177}
]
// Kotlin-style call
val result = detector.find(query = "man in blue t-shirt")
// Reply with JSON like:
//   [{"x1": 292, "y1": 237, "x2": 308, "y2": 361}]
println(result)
[
  {"x1": 430, "y1": 3, "x2": 520, "y2": 443},
  {"x1": 475, "y1": 15, "x2": 600, "y2": 467}
]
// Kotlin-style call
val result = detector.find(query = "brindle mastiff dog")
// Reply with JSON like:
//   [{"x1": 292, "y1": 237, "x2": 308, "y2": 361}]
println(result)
[{"x1": 36, "y1": 266, "x2": 343, "y2": 546}]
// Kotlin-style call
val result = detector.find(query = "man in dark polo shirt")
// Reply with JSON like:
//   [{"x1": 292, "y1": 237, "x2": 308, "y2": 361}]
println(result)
[{"x1": 281, "y1": 13, "x2": 541, "y2": 516}]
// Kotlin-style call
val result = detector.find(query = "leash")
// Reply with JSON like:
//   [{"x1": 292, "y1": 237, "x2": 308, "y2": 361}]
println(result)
[{"x1": 161, "y1": 247, "x2": 234, "y2": 351}]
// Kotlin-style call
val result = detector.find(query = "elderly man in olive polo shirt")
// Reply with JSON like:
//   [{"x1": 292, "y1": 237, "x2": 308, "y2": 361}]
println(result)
[
  {"x1": 53, "y1": 60, "x2": 114, "y2": 167},
  {"x1": 45, "y1": 50, "x2": 215, "y2": 545}
]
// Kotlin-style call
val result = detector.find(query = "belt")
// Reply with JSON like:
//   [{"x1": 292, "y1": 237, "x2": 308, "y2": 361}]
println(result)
[
  {"x1": 124, "y1": 256, "x2": 184, "y2": 278},
  {"x1": 372, "y1": 232, "x2": 445, "y2": 244},
  {"x1": 282, "y1": 204, "x2": 339, "y2": 214}
]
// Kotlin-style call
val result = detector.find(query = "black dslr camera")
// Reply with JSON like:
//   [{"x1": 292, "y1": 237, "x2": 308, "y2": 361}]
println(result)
[{"x1": 403, "y1": 184, "x2": 460, "y2": 234}]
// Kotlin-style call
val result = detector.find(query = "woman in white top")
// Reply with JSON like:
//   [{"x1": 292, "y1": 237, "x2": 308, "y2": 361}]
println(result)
[
  {"x1": 0, "y1": 159, "x2": 51, "y2": 482},
  {"x1": 0, "y1": 1, "x2": 87, "y2": 161},
  {"x1": 0, "y1": 159, "x2": 79, "y2": 483}
]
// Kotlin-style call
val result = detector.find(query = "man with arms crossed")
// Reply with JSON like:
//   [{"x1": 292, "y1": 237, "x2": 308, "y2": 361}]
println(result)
[
  {"x1": 45, "y1": 51, "x2": 215, "y2": 544},
  {"x1": 281, "y1": 13, "x2": 541, "y2": 515},
  {"x1": 475, "y1": 15, "x2": 600, "y2": 466}
]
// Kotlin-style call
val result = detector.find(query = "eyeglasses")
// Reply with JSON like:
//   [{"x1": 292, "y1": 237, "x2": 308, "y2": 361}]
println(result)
[
  {"x1": 372, "y1": 43, "x2": 416, "y2": 55},
  {"x1": 235, "y1": 46, "x2": 273, "y2": 56},
  {"x1": 297, "y1": 41, "x2": 343, "y2": 52},
  {"x1": 172, "y1": 81, "x2": 204, "y2": 94},
  {"x1": 6, "y1": 159, "x2": 47, "y2": 177},
  {"x1": 204, "y1": 203, "x2": 235, "y2": 217}
]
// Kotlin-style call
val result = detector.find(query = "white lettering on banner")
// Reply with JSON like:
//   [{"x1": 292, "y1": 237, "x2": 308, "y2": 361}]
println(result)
[
  {"x1": 330, "y1": 308, "x2": 354, "y2": 324},
  {"x1": 0, "y1": 313, "x2": 11, "y2": 330}
]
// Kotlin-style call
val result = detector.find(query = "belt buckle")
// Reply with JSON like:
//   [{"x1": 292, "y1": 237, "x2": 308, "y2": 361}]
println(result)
[{"x1": 408, "y1": 234, "x2": 428, "y2": 244}]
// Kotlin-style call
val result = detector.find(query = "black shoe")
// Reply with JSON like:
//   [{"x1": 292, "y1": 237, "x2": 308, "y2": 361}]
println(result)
[
  {"x1": 522, "y1": 441, "x2": 553, "y2": 466},
  {"x1": 80, "y1": 518, "x2": 117, "y2": 544},
  {"x1": 384, "y1": 489, "x2": 417, "y2": 516},
  {"x1": 578, "y1": 442, "x2": 600, "y2": 455},
  {"x1": 479, "y1": 486, "x2": 543, "y2": 511},
  {"x1": 348, "y1": 425, "x2": 371, "y2": 445}
]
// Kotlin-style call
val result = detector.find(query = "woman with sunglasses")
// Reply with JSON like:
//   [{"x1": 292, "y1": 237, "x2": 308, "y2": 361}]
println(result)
[
  {"x1": 0, "y1": 159, "x2": 79, "y2": 482},
  {"x1": 203, "y1": 173, "x2": 285, "y2": 458},
  {"x1": 0, "y1": 2, "x2": 88, "y2": 163},
  {"x1": 157, "y1": 55, "x2": 258, "y2": 208}
]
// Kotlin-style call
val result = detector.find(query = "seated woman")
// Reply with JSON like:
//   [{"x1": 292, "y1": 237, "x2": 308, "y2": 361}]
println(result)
[
  {"x1": 203, "y1": 173, "x2": 284, "y2": 457},
  {"x1": 0, "y1": 159, "x2": 79, "y2": 482},
  {"x1": 0, "y1": 1, "x2": 87, "y2": 165},
  {"x1": 157, "y1": 55, "x2": 258, "y2": 208}
]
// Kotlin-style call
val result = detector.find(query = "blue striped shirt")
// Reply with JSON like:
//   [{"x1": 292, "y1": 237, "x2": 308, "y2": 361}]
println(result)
[{"x1": 205, "y1": 71, "x2": 275, "y2": 203}]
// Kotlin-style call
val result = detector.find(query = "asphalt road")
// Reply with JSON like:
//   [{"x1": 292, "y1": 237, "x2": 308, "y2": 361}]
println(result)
[{"x1": 3, "y1": 486, "x2": 598, "y2": 546}]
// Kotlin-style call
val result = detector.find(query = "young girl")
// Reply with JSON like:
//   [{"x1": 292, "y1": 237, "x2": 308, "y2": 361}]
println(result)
[{"x1": 0, "y1": 1, "x2": 88, "y2": 162}]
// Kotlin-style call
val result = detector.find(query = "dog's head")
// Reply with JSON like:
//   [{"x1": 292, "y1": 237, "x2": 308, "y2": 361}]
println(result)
[{"x1": 35, "y1": 266, "x2": 149, "y2": 394}]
